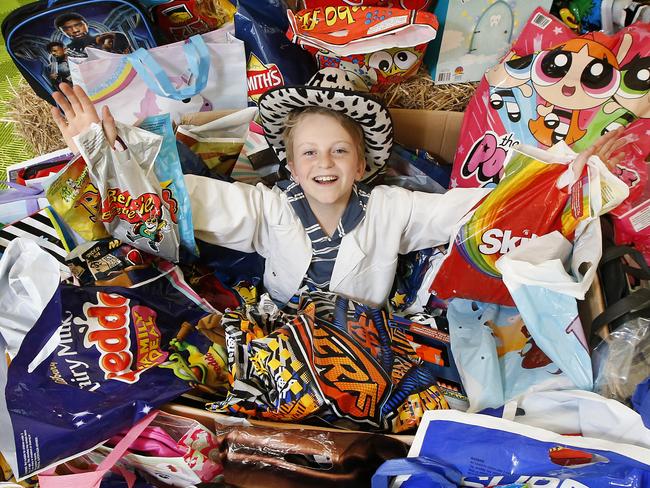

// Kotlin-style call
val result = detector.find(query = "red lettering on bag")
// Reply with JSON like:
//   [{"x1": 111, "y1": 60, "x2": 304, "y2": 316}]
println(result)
[{"x1": 83, "y1": 292, "x2": 140, "y2": 384}]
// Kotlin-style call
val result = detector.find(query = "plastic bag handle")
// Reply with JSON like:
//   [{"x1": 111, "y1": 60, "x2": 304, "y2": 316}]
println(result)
[
  {"x1": 38, "y1": 412, "x2": 158, "y2": 488},
  {"x1": 591, "y1": 288, "x2": 650, "y2": 348},
  {"x1": 601, "y1": 245, "x2": 650, "y2": 280},
  {"x1": 125, "y1": 36, "x2": 210, "y2": 101},
  {"x1": 0, "y1": 181, "x2": 44, "y2": 204},
  {"x1": 371, "y1": 457, "x2": 461, "y2": 488}
]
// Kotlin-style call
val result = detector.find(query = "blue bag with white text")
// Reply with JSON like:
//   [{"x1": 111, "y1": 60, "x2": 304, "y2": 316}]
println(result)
[{"x1": 373, "y1": 410, "x2": 650, "y2": 488}]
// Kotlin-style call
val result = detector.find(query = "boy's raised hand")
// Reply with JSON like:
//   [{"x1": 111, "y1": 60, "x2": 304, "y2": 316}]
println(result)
[
  {"x1": 572, "y1": 126, "x2": 627, "y2": 179},
  {"x1": 51, "y1": 83, "x2": 117, "y2": 154}
]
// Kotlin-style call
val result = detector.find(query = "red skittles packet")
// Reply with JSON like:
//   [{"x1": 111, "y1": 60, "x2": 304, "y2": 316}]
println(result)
[
  {"x1": 431, "y1": 149, "x2": 592, "y2": 306},
  {"x1": 287, "y1": 6, "x2": 438, "y2": 91}
]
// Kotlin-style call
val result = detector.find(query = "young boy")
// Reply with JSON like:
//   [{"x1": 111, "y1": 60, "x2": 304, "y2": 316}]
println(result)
[{"x1": 52, "y1": 69, "x2": 623, "y2": 307}]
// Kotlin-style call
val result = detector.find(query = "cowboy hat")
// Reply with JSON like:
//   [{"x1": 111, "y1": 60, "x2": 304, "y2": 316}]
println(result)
[{"x1": 258, "y1": 67, "x2": 393, "y2": 183}]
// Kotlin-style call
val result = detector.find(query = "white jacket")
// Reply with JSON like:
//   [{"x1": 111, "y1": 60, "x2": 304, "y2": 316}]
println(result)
[{"x1": 185, "y1": 175, "x2": 489, "y2": 307}]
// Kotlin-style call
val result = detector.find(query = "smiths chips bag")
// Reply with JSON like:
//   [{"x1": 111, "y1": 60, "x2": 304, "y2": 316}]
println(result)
[
  {"x1": 431, "y1": 146, "x2": 593, "y2": 306},
  {"x1": 235, "y1": 0, "x2": 317, "y2": 104},
  {"x1": 73, "y1": 122, "x2": 180, "y2": 262},
  {"x1": 287, "y1": 6, "x2": 438, "y2": 91},
  {"x1": 452, "y1": 9, "x2": 650, "y2": 260},
  {"x1": 0, "y1": 265, "x2": 218, "y2": 479}
]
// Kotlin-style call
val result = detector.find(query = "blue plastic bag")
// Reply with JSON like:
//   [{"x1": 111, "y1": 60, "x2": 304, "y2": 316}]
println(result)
[
  {"x1": 234, "y1": 0, "x2": 316, "y2": 104},
  {"x1": 447, "y1": 297, "x2": 590, "y2": 411},
  {"x1": 373, "y1": 410, "x2": 650, "y2": 488},
  {"x1": 0, "y1": 270, "x2": 214, "y2": 480}
]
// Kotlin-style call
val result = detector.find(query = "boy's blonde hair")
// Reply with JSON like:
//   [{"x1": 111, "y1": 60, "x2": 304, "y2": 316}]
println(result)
[{"x1": 282, "y1": 107, "x2": 366, "y2": 163}]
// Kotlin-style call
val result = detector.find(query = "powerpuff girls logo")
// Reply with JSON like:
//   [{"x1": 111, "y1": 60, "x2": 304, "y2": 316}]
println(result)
[
  {"x1": 461, "y1": 131, "x2": 519, "y2": 186},
  {"x1": 100, "y1": 189, "x2": 178, "y2": 224}
]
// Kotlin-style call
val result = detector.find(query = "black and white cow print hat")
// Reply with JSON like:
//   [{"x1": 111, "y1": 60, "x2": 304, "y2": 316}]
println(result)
[{"x1": 258, "y1": 68, "x2": 393, "y2": 183}]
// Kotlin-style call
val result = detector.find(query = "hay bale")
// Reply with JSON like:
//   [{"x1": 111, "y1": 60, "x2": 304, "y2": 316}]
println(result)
[
  {"x1": 380, "y1": 67, "x2": 478, "y2": 112},
  {"x1": 0, "y1": 78, "x2": 65, "y2": 155}
]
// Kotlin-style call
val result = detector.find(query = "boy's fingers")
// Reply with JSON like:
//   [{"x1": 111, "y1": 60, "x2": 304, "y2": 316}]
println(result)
[
  {"x1": 59, "y1": 82, "x2": 83, "y2": 116},
  {"x1": 52, "y1": 89, "x2": 74, "y2": 119},
  {"x1": 597, "y1": 127, "x2": 625, "y2": 155},
  {"x1": 73, "y1": 84, "x2": 96, "y2": 117},
  {"x1": 608, "y1": 153, "x2": 625, "y2": 170},
  {"x1": 50, "y1": 106, "x2": 67, "y2": 129},
  {"x1": 102, "y1": 106, "x2": 118, "y2": 147},
  {"x1": 602, "y1": 137, "x2": 628, "y2": 160}
]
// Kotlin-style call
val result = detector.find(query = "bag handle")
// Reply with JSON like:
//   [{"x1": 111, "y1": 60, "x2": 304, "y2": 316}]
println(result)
[
  {"x1": 0, "y1": 181, "x2": 44, "y2": 204},
  {"x1": 590, "y1": 288, "x2": 650, "y2": 348},
  {"x1": 38, "y1": 412, "x2": 159, "y2": 488},
  {"x1": 126, "y1": 36, "x2": 210, "y2": 101},
  {"x1": 601, "y1": 245, "x2": 650, "y2": 281},
  {"x1": 371, "y1": 457, "x2": 461, "y2": 488}
]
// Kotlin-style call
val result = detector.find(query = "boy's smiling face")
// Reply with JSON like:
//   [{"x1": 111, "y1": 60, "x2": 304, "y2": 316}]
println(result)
[{"x1": 287, "y1": 112, "x2": 365, "y2": 212}]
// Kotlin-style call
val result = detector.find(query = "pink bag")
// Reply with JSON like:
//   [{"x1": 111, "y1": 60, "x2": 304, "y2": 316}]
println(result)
[
  {"x1": 451, "y1": 8, "x2": 650, "y2": 260},
  {"x1": 37, "y1": 411, "x2": 223, "y2": 488},
  {"x1": 38, "y1": 412, "x2": 158, "y2": 488}
]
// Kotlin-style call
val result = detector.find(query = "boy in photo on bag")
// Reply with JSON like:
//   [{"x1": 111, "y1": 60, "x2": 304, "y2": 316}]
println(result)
[{"x1": 51, "y1": 68, "x2": 625, "y2": 308}]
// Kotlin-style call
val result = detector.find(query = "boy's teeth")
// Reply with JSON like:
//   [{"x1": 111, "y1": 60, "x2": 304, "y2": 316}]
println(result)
[{"x1": 314, "y1": 176, "x2": 337, "y2": 182}]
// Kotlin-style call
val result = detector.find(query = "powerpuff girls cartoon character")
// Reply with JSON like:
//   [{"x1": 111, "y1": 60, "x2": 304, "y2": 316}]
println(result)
[
  {"x1": 528, "y1": 32, "x2": 632, "y2": 147},
  {"x1": 485, "y1": 51, "x2": 538, "y2": 145},
  {"x1": 577, "y1": 50, "x2": 650, "y2": 150}
]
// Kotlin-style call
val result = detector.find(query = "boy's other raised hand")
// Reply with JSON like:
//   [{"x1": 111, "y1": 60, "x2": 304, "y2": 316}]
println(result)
[
  {"x1": 572, "y1": 126, "x2": 627, "y2": 179},
  {"x1": 51, "y1": 83, "x2": 117, "y2": 154}
]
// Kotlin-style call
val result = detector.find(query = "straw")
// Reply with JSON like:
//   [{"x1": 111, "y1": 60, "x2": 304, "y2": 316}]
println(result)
[
  {"x1": 380, "y1": 66, "x2": 478, "y2": 112},
  {"x1": 0, "y1": 78, "x2": 66, "y2": 155}
]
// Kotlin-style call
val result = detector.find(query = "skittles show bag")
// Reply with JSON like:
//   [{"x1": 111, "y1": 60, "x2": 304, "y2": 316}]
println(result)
[
  {"x1": 287, "y1": 6, "x2": 438, "y2": 91},
  {"x1": 431, "y1": 143, "x2": 620, "y2": 306},
  {"x1": 0, "y1": 261, "x2": 227, "y2": 480},
  {"x1": 452, "y1": 8, "x2": 650, "y2": 261}
]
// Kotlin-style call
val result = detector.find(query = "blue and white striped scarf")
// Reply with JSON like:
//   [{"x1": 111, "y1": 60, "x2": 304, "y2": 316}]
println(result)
[{"x1": 276, "y1": 179, "x2": 371, "y2": 292}]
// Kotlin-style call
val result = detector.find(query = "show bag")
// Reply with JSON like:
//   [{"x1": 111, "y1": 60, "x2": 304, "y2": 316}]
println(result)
[{"x1": 69, "y1": 24, "x2": 247, "y2": 124}]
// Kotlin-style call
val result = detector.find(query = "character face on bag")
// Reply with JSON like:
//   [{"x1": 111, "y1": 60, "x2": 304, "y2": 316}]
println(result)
[
  {"x1": 616, "y1": 53, "x2": 650, "y2": 117},
  {"x1": 528, "y1": 35, "x2": 627, "y2": 146},
  {"x1": 485, "y1": 52, "x2": 535, "y2": 123},
  {"x1": 57, "y1": 15, "x2": 89, "y2": 39}
]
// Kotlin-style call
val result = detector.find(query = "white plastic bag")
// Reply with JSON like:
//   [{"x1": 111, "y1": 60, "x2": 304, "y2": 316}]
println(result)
[
  {"x1": 73, "y1": 122, "x2": 180, "y2": 262},
  {"x1": 70, "y1": 24, "x2": 247, "y2": 124}
]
